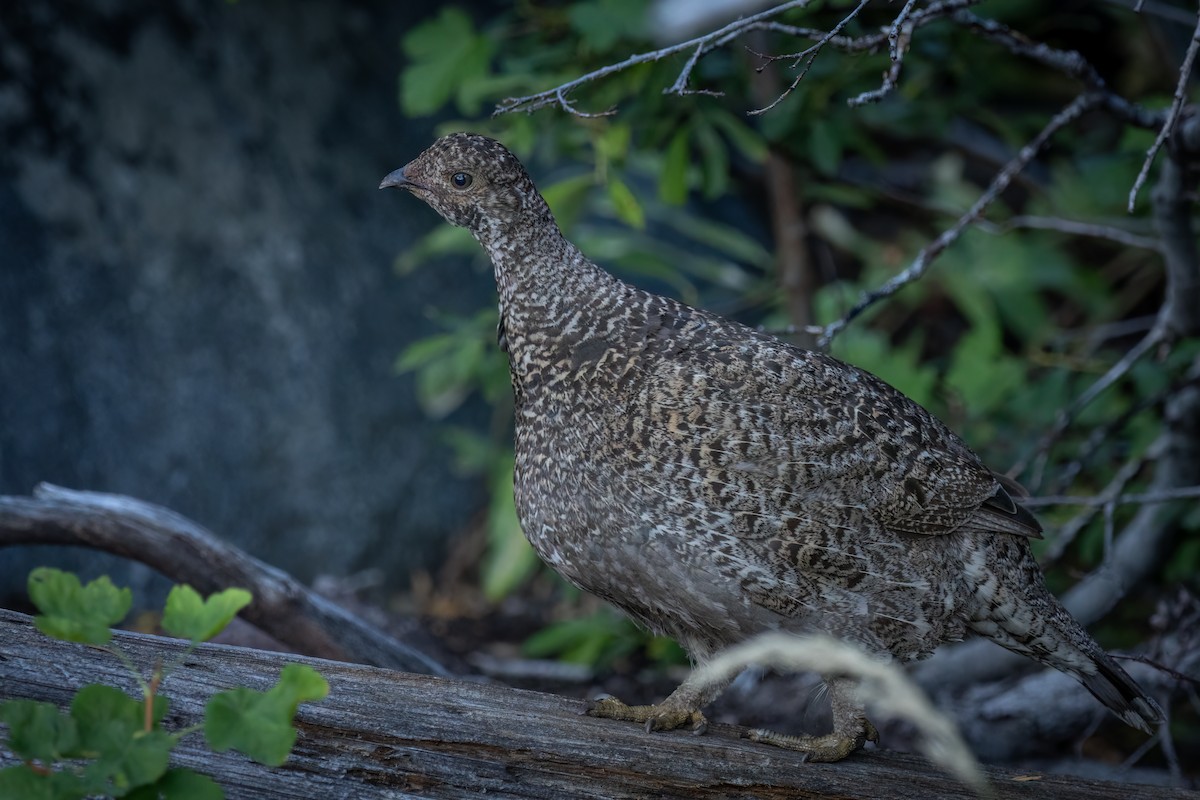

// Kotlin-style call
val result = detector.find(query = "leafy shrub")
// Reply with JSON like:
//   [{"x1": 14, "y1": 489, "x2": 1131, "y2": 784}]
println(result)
[{"x1": 0, "y1": 568, "x2": 328, "y2": 799}]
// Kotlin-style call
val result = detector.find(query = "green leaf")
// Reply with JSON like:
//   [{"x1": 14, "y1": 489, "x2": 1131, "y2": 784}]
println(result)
[
  {"x1": 395, "y1": 225, "x2": 478, "y2": 275},
  {"x1": 124, "y1": 768, "x2": 224, "y2": 800},
  {"x1": 69, "y1": 687, "x2": 170, "y2": 791},
  {"x1": 541, "y1": 173, "x2": 595, "y2": 229},
  {"x1": 205, "y1": 664, "x2": 329, "y2": 767},
  {"x1": 658, "y1": 129, "x2": 690, "y2": 206},
  {"x1": 566, "y1": 0, "x2": 647, "y2": 52},
  {"x1": 69, "y1": 685, "x2": 172, "y2": 791},
  {"x1": 0, "y1": 765, "x2": 90, "y2": 800},
  {"x1": 394, "y1": 333, "x2": 458, "y2": 374},
  {"x1": 808, "y1": 118, "x2": 842, "y2": 176},
  {"x1": 607, "y1": 177, "x2": 645, "y2": 229},
  {"x1": 71, "y1": 685, "x2": 168, "y2": 744},
  {"x1": 400, "y1": 8, "x2": 494, "y2": 117},
  {"x1": 481, "y1": 456, "x2": 538, "y2": 601},
  {"x1": 662, "y1": 208, "x2": 772, "y2": 268},
  {"x1": 161, "y1": 585, "x2": 252, "y2": 643},
  {"x1": 0, "y1": 700, "x2": 79, "y2": 763},
  {"x1": 692, "y1": 120, "x2": 729, "y2": 199},
  {"x1": 81, "y1": 731, "x2": 174, "y2": 794},
  {"x1": 595, "y1": 122, "x2": 631, "y2": 166},
  {"x1": 28, "y1": 568, "x2": 132, "y2": 646},
  {"x1": 441, "y1": 426, "x2": 504, "y2": 475},
  {"x1": 706, "y1": 109, "x2": 768, "y2": 163},
  {"x1": 522, "y1": 609, "x2": 638, "y2": 668},
  {"x1": 413, "y1": 335, "x2": 486, "y2": 418}
]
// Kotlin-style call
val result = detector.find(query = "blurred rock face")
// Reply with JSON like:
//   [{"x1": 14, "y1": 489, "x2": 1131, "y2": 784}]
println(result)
[{"x1": 0, "y1": 1, "x2": 485, "y2": 597}]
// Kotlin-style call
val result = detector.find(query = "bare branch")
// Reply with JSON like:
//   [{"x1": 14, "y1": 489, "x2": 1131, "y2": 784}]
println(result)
[
  {"x1": 915, "y1": 135, "x2": 1200, "y2": 696},
  {"x1": 847, "y1": 0, "x2": 919, "y2": 107},
  {"x1": 494, "y1": 0, "x2": 814, "y2": 116},
  {"x1": 748, "y1": 0, "x2": 870, "y2": 115},
  {"x1": 1113, "y1": 653, "x2": 1200, "y2": 689},
  {"x1": 1108, "y1": 0, "x2": 1200, "y2": 26},
  {"x1": 1016, "y1": 112, "x2": 1200, "y2": 486},
  {"x1": 1040, "y1": 447, "x2": 1156, "y2": 565},
  {"x1": 1009, "y1": 319, "x2": 1168, "y2": 487},
  {"x1": 667, "y1": 42, "x2": 719, "y2": 97},
  {"x1": 977, "y1": 214, "x2": 1162, "y2": 251},
  {"x1": 819, "y1": 92, "x2": 1101, "y2": 347},
  {"x1": 1128, "y1": 6, "x2": 1200, "y2": 211},
  {"x1": 1022, "y1": 483, "x2": 1200, "y2": 510},
  {"x1": 1153, "y1": 114, "x2": 1200, "y2": 337},
  {"x1": 952, "y1": 12, "x2": 1105, "y2": 89},
  {"x1": 0, "y1": 483, "x2": 452, "y2": 677},
  {"x1": 951, "y1": 11, "x2": 1162, "y2": 129},
  {"x1": 495, "y1": 0, "x2": 1165, "y2": 140}
]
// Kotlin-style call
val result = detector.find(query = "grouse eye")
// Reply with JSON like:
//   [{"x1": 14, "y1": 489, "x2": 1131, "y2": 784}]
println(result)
[{"x1": 451, "y1": 172, "x2": 473, "y2": 189}]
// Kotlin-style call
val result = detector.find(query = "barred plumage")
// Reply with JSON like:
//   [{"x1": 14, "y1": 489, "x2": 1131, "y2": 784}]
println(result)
[{"x1": 381, "y1": 133, "x2": 1162, "y2": 760}]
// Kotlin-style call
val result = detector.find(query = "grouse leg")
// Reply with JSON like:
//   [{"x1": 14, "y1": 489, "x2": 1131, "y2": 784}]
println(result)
[
  {"x1": 747, "y1": 676, "x2": 878, "y2": 762},
  {"x1": 586, "y1": 670, "x2": 730, "y2": 734}
]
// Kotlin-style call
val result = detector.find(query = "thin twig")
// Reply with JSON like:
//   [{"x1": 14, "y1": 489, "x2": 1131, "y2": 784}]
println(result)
[
  {"x1": 1112, "y1": 653, "x2": 1200, "y2": 688},
  {"x1": 977, "y1": 214, "x2": 1162, "y2": 251},
  {"x1": 495, "y1": 0, "x2": 814, "y2": 116},
  {"x1": 1022, "y1": 482, "x2": 1200, "y2": 509},
  {"x1": 952, "y1": 10, "x2": 1162, "y2": 130},
  {"x1": 1047, "y1": 378, "x2": 1176, "y2": 494},
  {"x1": 1041, "y1": 451, "x2": 1153, "y2": 564},
  {"x1": 748, "y1": 0, "x2": 871, "y2": 115},
  {"x1": 1119, "y1": 724, "x2": 1163, "y2": 769},
  {"x1": 819, "y1": 92, "x2": 1101, "y2": 347},
  {"x1": 952, "y1": 11, "x2": 1106, "y2": 90},
  {"x1": 1128, "y1": 5, "x2": 1200, "y2": 211},
  {"x1": 495, "y1": 0, "x2": 1163, "y2": 132},
  {"x1": 749, "y1": 21, "x2": 868, "y2": 52},
  {"x1": 1148, "y1": 699, "x2": 1183, "y2": 784},
  {"x1": 1108, "y1": 0, "x2": 1200, "y2": 26},
  {"x1": 1011, "y1": 317, "x2": 1167, "y2": 484},
  {"x1": 668, "y1": 42, "x2": 715, "y2": 96},
  {"x1": 755, "y1": 0, "x2": 981, "y2": 62},
  {"x1": 848, "y1": 0, "x2": 918, "y2": 106}
]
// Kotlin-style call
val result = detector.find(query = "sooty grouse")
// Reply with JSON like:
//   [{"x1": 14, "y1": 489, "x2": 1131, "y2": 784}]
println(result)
[{"x1": 381, "y1": 132, "x2": 1162, "y2": 761}]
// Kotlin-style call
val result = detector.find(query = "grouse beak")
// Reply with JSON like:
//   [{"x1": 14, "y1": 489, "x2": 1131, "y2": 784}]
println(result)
[{"x1": 379, "y1": 167, "x2": 410, "y2": 190}]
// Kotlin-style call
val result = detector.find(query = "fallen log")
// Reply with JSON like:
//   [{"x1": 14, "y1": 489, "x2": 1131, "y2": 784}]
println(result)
[{"x1": 0, "y1": 609, "x2": 1188, "y2": 800}]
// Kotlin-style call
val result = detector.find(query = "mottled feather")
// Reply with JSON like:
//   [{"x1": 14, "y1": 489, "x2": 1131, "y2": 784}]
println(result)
[{"x1": 382, "y1": 132, "x2": 1162, "y2": 735}]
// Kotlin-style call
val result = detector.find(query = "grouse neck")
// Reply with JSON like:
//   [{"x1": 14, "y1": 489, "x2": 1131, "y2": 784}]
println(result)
[{"x1": 479, "y1": 220, "x2": 620, "y2": 334}]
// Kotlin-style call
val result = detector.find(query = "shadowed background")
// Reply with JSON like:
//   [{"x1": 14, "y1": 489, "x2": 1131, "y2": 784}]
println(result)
[{"x1": 0, "y1": 1, "x2": 490, "y2": 601}]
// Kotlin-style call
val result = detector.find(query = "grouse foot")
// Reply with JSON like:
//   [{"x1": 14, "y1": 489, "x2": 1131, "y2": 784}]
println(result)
[
  {"x1": 746, "y1": 717, "x2": 879, "y2": 762},
  {"x1": 586, "y1": 695, "x2": 709, "y2": 734}
]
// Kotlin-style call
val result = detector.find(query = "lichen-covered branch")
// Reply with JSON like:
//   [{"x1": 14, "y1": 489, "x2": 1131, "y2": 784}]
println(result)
[{"x1": 494, "y1": 0, "x2": 815, "y2": 116}]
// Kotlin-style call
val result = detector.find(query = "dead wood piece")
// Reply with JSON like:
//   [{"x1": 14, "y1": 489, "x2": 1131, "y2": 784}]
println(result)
[
  {"x1": 0, "y1": 609, "x2": 1191, "y2": 800},
  {"x1": 0, "y1": 483, "x2": 449, "y2": 676}
]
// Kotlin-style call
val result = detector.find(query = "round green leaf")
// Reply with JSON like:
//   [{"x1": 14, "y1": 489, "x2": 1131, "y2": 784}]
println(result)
[
  {"x1": 161, "y1": 585, "x2": 252, "y2": 643},
  {"x1": 28, "y1": 568, "x2": 131, "y2": 646}
]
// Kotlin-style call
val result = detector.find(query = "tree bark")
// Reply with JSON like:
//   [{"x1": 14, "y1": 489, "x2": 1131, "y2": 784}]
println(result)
[{"x1": 0, "y1": 609, "x2": 1188, "y2": 800}]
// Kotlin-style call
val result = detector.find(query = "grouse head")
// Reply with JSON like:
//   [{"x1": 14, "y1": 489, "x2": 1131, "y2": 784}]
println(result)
[{"x1": 379, "y1": 133, "x2": 553, "y2": 240}]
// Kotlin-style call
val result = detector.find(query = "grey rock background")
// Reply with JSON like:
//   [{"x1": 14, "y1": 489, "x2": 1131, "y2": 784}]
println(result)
[{"x1": 0, "y1": 1, "x2": 488, "y2": 601}]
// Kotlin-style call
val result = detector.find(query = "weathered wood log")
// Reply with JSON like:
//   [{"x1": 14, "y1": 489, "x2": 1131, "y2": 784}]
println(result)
[
  {"x1": 0, "y1": 609, "x2": 1188, "y2": 799},
  {"x1": 0, "y1": 484, "x2": 449, "y2": 676}
]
